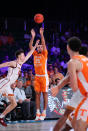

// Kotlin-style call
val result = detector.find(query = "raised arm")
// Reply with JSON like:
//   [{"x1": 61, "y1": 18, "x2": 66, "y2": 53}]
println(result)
[
  {"x1": 0, "y1": 61, "x2": 16, "y2": 68},
  {"x1": 40, "y1": 27, "x2": 47, "y2": 50},
  {"x1": 51, "y1": 74, "x2": 70, "y2": 97},
  {"x1": 29, "y1": 29, "x2": 36, "y2": 50},
  {"x1": 22, "y1": 40, "x2": 39, "y2": 64}
]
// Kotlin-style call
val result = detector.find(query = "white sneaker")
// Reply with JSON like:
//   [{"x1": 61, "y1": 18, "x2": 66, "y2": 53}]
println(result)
[
  {"x1": 35, "y1": 113, "x2": 41, "y2": 121},
  {"x1": 39, "y1": 113, "x2": 46, "y2": 120}
]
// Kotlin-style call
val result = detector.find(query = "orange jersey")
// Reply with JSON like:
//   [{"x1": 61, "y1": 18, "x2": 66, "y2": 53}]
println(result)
[
  {"x1": 73, "y1": 55, "x2": 88, "y2": 97},
  {"x1": 33, "y1": 50, "x2": 48, "y2": 75}
]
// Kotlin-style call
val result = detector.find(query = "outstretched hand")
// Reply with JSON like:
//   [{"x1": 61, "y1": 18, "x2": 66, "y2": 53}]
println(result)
[
  {"x1": 51, "y1": 86, "x2": 59, "y2": 97},
  {"x1": 31, "y1": 29, "x2": 36, "y2": 38}
]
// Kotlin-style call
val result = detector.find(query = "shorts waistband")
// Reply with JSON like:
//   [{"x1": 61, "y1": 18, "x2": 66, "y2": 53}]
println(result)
[{"x1": 35, "y1": 74, "x2": 48, "y2": 77}]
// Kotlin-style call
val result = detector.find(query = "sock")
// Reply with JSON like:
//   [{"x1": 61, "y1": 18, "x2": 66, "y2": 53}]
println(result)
[
  {"x1": 0, "y1": 114, "x2": 5, "y2": 118},
  {"x1": 42, "y1": 110, "x2": 46, "y2": 114},
  {"x1": 36, "y1": 109, "x2": 40, "y2": 114}
]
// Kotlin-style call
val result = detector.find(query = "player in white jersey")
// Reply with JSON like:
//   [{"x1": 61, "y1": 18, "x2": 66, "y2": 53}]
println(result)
[{"x1": 0, "y1": 40, "x2": 39, "y2": 127}]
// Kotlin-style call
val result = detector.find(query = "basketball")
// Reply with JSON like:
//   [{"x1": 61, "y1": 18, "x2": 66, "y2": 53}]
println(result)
[{"x1": 34, "y1": 14, "x2": 44, "y2": 24}]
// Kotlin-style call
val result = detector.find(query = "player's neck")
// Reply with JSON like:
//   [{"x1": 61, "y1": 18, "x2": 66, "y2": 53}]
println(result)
[{"x1": 70, "y1": 52, "x2": 79, "y2": 58}]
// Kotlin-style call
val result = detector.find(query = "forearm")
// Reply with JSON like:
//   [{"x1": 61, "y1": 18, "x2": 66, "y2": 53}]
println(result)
[
  {"x1": 29, "y1": 37, "x2": 34, "y2": 49},
  {"x1": 57, "y1": 75, "x2": 69, "y2": 89},
  {"x1": 0, "y1": 62, "x2": 10, "y2": 68},
  {"x1": 41, "y1": 34, "x2": 45, "y2": 45},
  {"x1": 23, "y1": 45, "x2": 36, "y2": 64}
]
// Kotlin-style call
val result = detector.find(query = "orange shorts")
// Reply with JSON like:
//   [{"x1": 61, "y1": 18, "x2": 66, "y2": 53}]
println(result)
[{"x1": 34, "y1": 75, "x2": 49, "y2": 92}]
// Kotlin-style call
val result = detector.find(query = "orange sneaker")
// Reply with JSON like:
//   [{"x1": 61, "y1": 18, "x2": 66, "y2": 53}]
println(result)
[{"x1": 35, "y1": 113, "x2": 41, "y2": 121}]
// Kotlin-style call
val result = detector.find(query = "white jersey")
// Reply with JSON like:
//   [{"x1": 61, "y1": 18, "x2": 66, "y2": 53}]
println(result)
[
  {"x1": 0, "y1": 62, "x2": 21, "y2": 96},
  {"x1": 6, "y1": 62, "x2": 21, "y2": 85}
]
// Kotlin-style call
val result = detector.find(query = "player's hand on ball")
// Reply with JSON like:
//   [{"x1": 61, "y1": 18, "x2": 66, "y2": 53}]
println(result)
[
  {"x1": 40, "y1": 27, "x2": 44, "y2": 35},
  {"x1": 51, "y1": 86, "x2": 59, "y2": 97},
  {"x1": 31, "y1": 29, "x2": 36, "y2": 38}
]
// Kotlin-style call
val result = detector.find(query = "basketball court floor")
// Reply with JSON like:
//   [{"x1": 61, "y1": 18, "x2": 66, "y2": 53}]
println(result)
[{"x1": 0, "y1": 120, "x2": 57, "y2": 131}]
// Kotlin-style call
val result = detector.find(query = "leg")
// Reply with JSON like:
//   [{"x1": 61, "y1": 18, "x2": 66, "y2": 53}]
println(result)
[
  {"x1": 73, "y1": 119, "x2": 88, "y2": 131},
  {"x1": 39, "y1": 92, "x2": 48, "y2": 120},
  {"x1": 23, "y1": 101, "x2": 31, "y2": 118},
  {"x1": 35, "y1": 92, "x2": 41, "y2": 120},
  {"x1": 35, "y1": 92, "x2": 41, "y2": 110},
  {"x1": 53, "y1": 108, "x2": 72, "y2": 131},
  {"x1": 1, "y1": 96, "x2": 17, "y2": 117},
  {"x1": 42, "y1": 92, "x2": 48, "y2": 110},
  {"x1": 0, "y1": 96, "x2": 17, "y2": 126},
  {"x1": 30, "y1": 101, "x2": 36, "y2": 118},
  {"x1": 62, "y1": 124, "x2": 72, "y2": 131}
]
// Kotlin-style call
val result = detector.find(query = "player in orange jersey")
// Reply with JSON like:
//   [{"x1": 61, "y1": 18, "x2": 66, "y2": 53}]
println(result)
[
  {"x1": 29, "y1": 28, "x2": 49, "y2": 120},
  {"x1": 51, "y1": 37, "x2": 88, "y2": 131}
]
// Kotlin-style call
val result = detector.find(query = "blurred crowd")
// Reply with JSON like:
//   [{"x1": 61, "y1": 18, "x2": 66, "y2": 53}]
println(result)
[{"x1": 0, "y1": 65, "x2": 64, "y2": 121}]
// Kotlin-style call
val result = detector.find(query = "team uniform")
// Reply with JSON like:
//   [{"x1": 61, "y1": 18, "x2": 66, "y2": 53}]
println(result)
[
  {"x1": 0, "y1": 62, "x2": 21, "y2": 96},
  {"x1": 33, "y1": 49, "x2": 49, "y2": 92},
  {"x1": 66, "y1": 55, "x2": 88, "y2": 127},
  {"x1": 73, "y1": 55, "x2": 88, "y2": 123}
]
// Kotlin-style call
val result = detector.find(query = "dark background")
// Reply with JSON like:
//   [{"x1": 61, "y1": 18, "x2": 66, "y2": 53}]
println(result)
[{"x1": 0, "y1": 1, "x2": 88, "y2": 22}]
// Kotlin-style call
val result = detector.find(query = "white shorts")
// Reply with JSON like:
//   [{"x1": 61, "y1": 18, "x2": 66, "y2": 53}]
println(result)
[
  {"x1": 66, "y1": 97, "x2": 88, "y2": 126},
  {"x1": 75, "y1": 97, "x2": 88, "y2": 123},
  {"x1": 66, "y1": 90, "x2": 83, "y2": 110},
  {"x1": 0, "y1": 78, "x2": 13, "y2": 96}
]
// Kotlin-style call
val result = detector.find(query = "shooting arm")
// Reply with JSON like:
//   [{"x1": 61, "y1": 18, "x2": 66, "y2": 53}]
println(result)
[
  {"x1": 40, "y1": 28, "x2": 46, "y2": 50},
  {"x1": 22, "y1": 40, "x2": 39, "y2": 64},
  {"x1": 29, "y1": 29, "x2": 35, "y2": 50}
]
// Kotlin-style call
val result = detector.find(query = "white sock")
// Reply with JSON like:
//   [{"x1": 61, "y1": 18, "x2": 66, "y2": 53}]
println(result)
[
  {"x1": 42, "y1": 110, "x2": 46, "y2": 114},
  {"x1": 36, "y1": 109, "x2": 40, "y2": 114},
  {"x1": 0, "y1": 114, "x2": 5, "y2": 118}
]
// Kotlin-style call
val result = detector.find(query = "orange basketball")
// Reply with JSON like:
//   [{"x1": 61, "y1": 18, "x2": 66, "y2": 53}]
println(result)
[{"x1": 34, "y1": 13, "x2": 44, "y2": 24}]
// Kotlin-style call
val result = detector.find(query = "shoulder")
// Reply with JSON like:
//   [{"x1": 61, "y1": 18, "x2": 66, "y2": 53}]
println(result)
[
  {"x1": 68, "y1": 59, "x2": 77, "y2": 68},
  {"x1": 68, "y1": 58, "x2": 82, "y2": 71},
  {"x1": 10, "y1": 61, "x2": 17, "y2": 67},
  {"x1": 42, "y1": 49, "x2": 48, "y2": 56}
]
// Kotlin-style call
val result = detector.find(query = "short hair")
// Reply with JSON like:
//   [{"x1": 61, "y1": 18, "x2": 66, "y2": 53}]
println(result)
[
  {"x1": 15, "y1": 49, "x2": 24, "y2": 58},
  {"x1": 67, "y1": 36, "x2": 81, "y2": 52},
  {"x1": 79, "y1": 46, "x2": 88, "y2": 56}
]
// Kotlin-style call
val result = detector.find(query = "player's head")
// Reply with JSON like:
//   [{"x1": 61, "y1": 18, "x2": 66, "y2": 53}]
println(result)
[
  {"x1": 67, "y1": 36, "x2": 81, "y2": 55},
  {"x1": 36, "y1": 41, "x2": 43, "y2": 53},
  {"x1": 15, "y1": 49, "x2": 25, "y2": 62}
]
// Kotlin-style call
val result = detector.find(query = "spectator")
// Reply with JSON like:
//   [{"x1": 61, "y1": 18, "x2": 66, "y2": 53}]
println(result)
[
  {"x1": 22, "y1": 72, "x2": 31, "y2": 89},
  {"x1": 48, "y1": 64, "x2": 54, "y2": 77},
  {"x1": 53, "y1": 67, "x2": 64, "y2": 83},
  {"x1": 25, "y1": 79, "x2": 36, "y2": 119},
  {"x1": 11, "y1": 80, "x2": 31, "y2": 120}
]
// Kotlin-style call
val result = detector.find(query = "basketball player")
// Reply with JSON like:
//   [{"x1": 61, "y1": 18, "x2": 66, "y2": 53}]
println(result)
[
  {"x1": 29, "y1": 28, "x2": 49, "y2": 120},
  {"x1": 51, "y1": 37, "x2": 88, "y2": 131},
  {"x1": 0, "y1": 40, "x2": 39, "y2": 126}
]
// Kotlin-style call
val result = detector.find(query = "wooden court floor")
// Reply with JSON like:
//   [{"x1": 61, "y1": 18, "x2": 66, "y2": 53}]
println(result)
[{"x1": 0, "y1": 120, "x2": 57, "y2": 131}]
